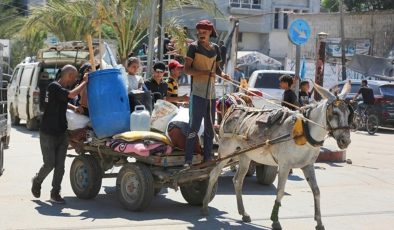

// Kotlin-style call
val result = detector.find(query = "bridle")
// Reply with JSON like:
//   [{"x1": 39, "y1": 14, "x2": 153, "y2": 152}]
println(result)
[
  {"x1": 302, "y1": 99, "x2": 352, "y2": 146},
  {"x1": 325, "y1": 99, "x2": 353, "y2": 136}
]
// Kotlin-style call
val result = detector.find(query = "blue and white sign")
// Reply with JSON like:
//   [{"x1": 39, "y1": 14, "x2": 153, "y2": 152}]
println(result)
[{"x1": 288, "y1": 19, "x2": 311, "y2": 46}]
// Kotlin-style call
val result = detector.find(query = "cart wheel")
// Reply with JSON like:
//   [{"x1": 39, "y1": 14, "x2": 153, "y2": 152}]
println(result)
[
  {"x1": 116, "y1": 163, "x2": 154, "y2": 211},
  {"x1": 180, "y1": 179, "x2": 218, "y2": 206},
  {"x1": 0, "y1": 142, "x2": 4, "y2": 176},
  {"x1": 366, "y1": 114, "x2": 379, "y2": 135},
  {"x1": 70, "y1": 155, "x2": 102, "y2": 199},
  {"x1": 256, "y1": 164, "x2": 277, "y2": 185}
]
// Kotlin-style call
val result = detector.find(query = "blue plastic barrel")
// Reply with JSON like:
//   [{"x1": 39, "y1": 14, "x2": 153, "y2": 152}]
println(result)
[{"x1": 87, "y1": 69, "x2": 130, "y2": 138}]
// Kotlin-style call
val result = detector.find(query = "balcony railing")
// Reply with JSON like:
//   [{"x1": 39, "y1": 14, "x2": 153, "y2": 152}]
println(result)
[{"x1": 230, "y1": 0, "x2": 262, "y2": 10}]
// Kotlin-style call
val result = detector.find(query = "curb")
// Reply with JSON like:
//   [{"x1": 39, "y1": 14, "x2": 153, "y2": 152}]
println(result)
[{"x1": 316, "y1": 147, "x2": 346, "y2": 163}]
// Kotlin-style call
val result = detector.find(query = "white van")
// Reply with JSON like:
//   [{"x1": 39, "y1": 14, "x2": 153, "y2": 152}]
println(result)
[
  {"x1": 247, "y1": 70, "x2": 295, "y2": 109},
  {"x1": 7, "y1": 41, "x2": 119, "y2": 130}
]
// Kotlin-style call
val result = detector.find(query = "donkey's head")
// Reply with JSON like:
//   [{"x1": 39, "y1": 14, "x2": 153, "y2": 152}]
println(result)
[{"x1": 314, "y1": 83, "x2": 352, "y2": 149}]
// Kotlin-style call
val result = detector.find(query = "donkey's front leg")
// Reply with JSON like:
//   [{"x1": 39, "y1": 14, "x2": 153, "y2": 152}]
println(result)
[
  {"x1": 233, "y1": 156, "x2": 252, "y2": 222},
  {"x1": 302, "y1": 164, "x2": 325, "y2": 230},
  {"x1": 270, "y1": 166, "x2": 291, "y2": 230}
]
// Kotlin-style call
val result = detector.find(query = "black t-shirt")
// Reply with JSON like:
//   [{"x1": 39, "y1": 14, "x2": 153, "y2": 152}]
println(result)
[
  {"x1": 282, "y1": 89, "x2": 298, "y2": 110},
  {"x1": 144, "y1": 78, "x2": 168, "y2": 102},
  {"x1": 299, "y1": 91, "x2": 311, "y2": 106},
  {"x1": 358, "y1": 86, "x2": 375, "y2": 105},
  {"x1": 40, "y1": 81, "x2": 69, "y2": 135}
]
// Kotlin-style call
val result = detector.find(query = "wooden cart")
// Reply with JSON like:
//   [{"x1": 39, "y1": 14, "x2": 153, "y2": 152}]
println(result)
[{"x1": 67, "y1": 136, "x2": 278, "y2": 211}]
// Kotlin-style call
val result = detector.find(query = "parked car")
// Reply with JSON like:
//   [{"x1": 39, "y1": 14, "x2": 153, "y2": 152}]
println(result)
[
  {"x1": 7, "y1": 41, "x2": 119, "y2": 130},
  {"x1": 332, "y1": 80, "x2": 394, "y2": 127},
  {"x1": 247, "y1": 70, "x2": 295, "y2": 109}
]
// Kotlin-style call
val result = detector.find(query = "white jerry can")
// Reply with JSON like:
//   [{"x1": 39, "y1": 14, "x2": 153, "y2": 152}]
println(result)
[{"x1": 130, "y1": 105, "x2": 151, "y2": 131}]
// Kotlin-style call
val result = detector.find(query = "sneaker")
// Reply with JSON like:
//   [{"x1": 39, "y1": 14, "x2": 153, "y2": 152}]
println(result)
[
  {"x1": 183, "y1": 161, "x2": 192, "y2": 169},
  {"x1": 31, "y1": 178, "x2": 41, "y2": 198},
  {"x1": 50, "y1": 193, "x2": 66, "y2": 204}
]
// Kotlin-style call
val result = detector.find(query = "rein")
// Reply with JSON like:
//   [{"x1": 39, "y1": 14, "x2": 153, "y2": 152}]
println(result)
[{"x1": 302, "y1": 99, "x2": 351, "y2": 146}]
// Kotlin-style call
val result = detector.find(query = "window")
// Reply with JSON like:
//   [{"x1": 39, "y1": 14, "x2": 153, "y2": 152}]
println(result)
[
  {"x1": 230, "y1": 0, "x2": 261, "y2": 9},
  {"x1": 274, "y1": 9, "x2": 279, "y2": 29},
  {"x1": 20, "y1": 67, "x2": 34, "y2": 87},
  {"x1": 230, "y1": 0, "x2": 240, "y2": 7},
  {"x1": 255, "y1": 73, "x2": 295, "y2": 89},
  {"x1": 238, "y1": 32, "x2": 243, "y2": 42},
  {"x1": 283, "y1": 10, "x2": 289, "y2": 29}
]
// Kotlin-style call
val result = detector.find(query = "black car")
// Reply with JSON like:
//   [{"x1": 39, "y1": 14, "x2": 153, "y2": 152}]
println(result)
[{"x1": 332, "y1": 80, "x2": 394, "y2": 127}]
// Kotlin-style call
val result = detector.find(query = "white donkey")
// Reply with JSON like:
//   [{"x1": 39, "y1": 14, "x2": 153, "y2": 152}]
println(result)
[{"x1": 202, "y1": 84, "x2": 352, "y2": 230}]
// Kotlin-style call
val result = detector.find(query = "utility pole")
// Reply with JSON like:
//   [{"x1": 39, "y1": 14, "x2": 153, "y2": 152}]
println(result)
[
  {"x1": 157, "y1": 0, "x2": 164, "y2": 61},
  {"x1": 294, "y1": 45, "x2": 301, "y2": 100},
  {"x1": 314, "y1": 32, "x2": 328, "y2": 101},
  {"x1": 147, "y1": 0, "x2": 158, "y2": 79},
  {"x1": 340, "y1": 0, "x2": 347, "y2": 81}
]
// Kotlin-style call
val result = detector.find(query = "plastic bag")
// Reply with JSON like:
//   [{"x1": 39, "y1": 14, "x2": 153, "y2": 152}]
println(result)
[
  {"x1": 66, "y1": 109, "x2": 90, "y2": 130},
  {"x1": 150, "y1": 100, "x2": 179, "y2": 132}
]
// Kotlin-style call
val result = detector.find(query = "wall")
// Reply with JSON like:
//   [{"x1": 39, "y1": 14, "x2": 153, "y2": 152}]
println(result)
[
  {"x1": 238, "y1": 33, "x2": 269, "y2": 52},
  {"x1": 269, "y1": 30, "x2": 288, "y2": 58},
  {"x1": 287, "y1": 10, "x2": 394, "y2": 59}
]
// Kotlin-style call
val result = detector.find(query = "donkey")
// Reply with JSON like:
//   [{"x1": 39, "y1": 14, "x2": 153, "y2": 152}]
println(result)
[{"x1": 202, "y1": 83, "x2": 352, "y2": 230}]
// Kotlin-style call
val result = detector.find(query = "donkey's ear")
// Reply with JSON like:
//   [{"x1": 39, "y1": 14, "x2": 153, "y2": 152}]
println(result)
[
  {"x1": 312, "y1": 81, "x2": 336, "y2": 101},
  {"x1": 338, "y1": 80, "x2": 351, "y2": 99}
]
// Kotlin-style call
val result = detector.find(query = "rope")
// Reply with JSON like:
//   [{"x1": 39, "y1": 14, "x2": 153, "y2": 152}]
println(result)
[{"x1": 217, "y1": 75, "x2": 326, "y2": 130}]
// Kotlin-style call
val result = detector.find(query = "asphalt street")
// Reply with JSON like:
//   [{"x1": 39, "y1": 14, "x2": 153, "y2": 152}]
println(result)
[{"x1": 0, "y1": 123, "x2": 394, "y2": 230}]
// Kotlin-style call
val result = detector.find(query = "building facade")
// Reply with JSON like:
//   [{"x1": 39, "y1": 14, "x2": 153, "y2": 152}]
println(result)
[{"x1": 167, "y1": 0, "x2": 321, "y2": 60}]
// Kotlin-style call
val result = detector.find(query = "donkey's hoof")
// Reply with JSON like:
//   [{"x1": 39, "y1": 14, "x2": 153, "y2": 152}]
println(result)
[
  {"x1": 200, "y1": 208, "x2": 209, "y2": 217},
  {"x1": 272, "y1": 222, "x2": 282, "y2": 230},
  {"x1": 242, "y1": 215, "x2": 251, "y2": 223},
  {"x1": 316, "y1": 225, "x2": 325, "y2": 230}
]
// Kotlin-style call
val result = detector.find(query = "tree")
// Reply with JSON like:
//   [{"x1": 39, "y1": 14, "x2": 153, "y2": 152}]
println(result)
[
  {"x1": 321, "y1": 0, "x2": 394, "y2": 12},
  {"x1": 24, "y1": 0, "x2": 222, "y2": 64}
]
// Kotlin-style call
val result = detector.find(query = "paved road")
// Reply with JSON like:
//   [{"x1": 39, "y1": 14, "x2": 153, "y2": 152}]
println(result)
[{"x1": 1, "y1": 124, "x2": 394, "y2": 230}]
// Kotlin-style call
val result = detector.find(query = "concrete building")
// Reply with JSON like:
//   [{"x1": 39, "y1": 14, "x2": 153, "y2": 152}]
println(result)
[
  {"x1": 166, "y1": 0, "x2": 321, "y2": 60},
  {"x1": 287, "y1": 10, "x2": 394, "y2": 60}
]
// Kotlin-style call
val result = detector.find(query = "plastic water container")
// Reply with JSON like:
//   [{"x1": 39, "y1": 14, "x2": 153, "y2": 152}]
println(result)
[
  {"x1": 130, "y1": 105, "x2": 151, "y2": 131},
  {"x1": 88, "y1": 69, "x2": 130, "y2": 138}
]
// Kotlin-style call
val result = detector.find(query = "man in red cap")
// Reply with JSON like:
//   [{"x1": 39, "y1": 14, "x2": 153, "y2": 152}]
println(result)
[
  {"x1": 166, "y1": 59, "x2": 189, "y2": 104},
  {"x1": 183, "y1": 19, "x2": 230, "y2": 167}
]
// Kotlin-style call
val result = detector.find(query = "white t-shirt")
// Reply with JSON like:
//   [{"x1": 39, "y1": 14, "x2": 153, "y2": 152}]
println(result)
[{"x1": 127, "y1": 74, "x2": 144, "y2": 92}]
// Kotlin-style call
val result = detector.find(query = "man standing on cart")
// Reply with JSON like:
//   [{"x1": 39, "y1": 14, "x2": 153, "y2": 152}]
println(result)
[
  {"x1": 184, "y1": 19, "x2": 230, "y2": 167},
  {"x1": 31, "y1": 65, "x2": 88, "y2": 204}
]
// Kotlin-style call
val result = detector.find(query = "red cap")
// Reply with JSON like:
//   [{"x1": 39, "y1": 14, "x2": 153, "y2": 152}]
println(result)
[{"x1": 168, "y1": 60, "x2": 184, "y2": 70}]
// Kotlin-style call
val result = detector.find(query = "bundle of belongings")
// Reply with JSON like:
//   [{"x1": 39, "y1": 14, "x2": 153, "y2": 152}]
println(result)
[
  {"x1": 106, "y1": 131, "x2": 172, "y2": 157},
  {"x1": 150, "y1": 100, "x2": 204, "y2": 154},
  {"x1": 216, "y1": 92, "x2": 254, "y2": 127}
]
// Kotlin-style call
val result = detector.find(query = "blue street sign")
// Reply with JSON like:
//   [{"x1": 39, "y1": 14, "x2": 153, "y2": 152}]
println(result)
[{"x1": 288, "y1": 19, "x2": 311, "y2": 46}]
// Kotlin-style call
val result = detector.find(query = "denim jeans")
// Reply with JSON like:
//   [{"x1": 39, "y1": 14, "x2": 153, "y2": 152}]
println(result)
[
  {"x1": 185, "y1": 95, "x2": 216, "y2": 163},
  {"x1": 33, "y1": 131, "x2": 68, "y2": 194}
]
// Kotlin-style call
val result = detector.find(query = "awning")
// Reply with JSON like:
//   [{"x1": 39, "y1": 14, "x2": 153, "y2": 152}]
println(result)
[
  {"x1": 237, "y1": 51, "x2": 282, "y2": 69},
  {"x1": 347, "y1": 54, "x2": 394, "y2": 79}
]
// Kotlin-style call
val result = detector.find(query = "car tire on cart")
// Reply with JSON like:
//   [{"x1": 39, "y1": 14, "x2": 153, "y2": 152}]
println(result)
[
  {"x1": 70, "y1": 154, "x2": 102, "y2": 199},
  {"x1": 256, "y1": 164, "x2": 277, "y2": 185},
  {"x1": 180, "y1": 178, "x2": 218, "y2": 206},
  {"x1": 116, "y1": 163, "x2": 154, "y2": 211}
]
